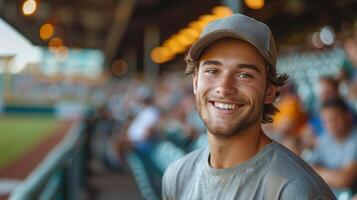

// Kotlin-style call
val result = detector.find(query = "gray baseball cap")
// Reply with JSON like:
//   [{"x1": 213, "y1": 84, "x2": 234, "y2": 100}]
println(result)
[{"x1": 188, "y1": 13, "x2": 277, "y2": 70}]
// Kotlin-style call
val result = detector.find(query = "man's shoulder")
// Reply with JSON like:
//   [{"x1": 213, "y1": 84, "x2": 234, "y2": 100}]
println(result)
[
  {"x1": 266, "y1": 143, "x2": 335, "y2": 198},
  {"x1": 164, "y1": 147, "x2": 206, "y2": 175},
  {"x1": 269, "y1": 143, "x2": 322, "y2": 179},
  {"x1": 279, "y1": 177, "x2": 336, "y2": 199}
]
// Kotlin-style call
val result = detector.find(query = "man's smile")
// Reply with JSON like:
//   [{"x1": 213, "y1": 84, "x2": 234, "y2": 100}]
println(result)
[{"x1": 208, "y1": 100, "x2": 244, "y2": 111}]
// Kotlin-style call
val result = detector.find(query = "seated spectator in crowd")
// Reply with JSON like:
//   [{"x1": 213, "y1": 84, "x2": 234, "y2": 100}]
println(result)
[
  {"x1": 308, "y1": 76, "x2": 341, "y2": 138},
  {"x1": 91, "y1": 105, "x2": 118, "y2": 167},
  {"x1": 159, "y1": 89, "x2": 202, "y2": 149},
  {"x1": 267, "y1": 82, "x2": 308, "y2": 154},
  {"x1": 343, "y1": 36, "x2": 357, "y2": 76},
  {"x1": 348, "y1": 76, "x2": 357, "y2": 113},
  {"x1": 318, "y1": 76, "x2": 341, "y2": 105},
  {"x1": 127, "y1": 86, "x2": 160, "y2": 151},
  {"x1": 341, "y1": 35, "x2": 357, "y2": 113},
  {"x1": 306, "y1": 98, "x2": 357, "y2": 194},
  {"x1": 115, "y1": 86, "x2": 161, "y2": 164}
]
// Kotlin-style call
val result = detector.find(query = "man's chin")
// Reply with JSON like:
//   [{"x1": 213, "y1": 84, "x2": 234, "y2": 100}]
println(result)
[{"x1": 206, "y1": 126, "x2": 238, "y2": 138}]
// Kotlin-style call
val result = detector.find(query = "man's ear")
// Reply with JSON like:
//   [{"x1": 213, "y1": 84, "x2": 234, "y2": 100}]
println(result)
[
  {"x1": 264, "y1": 84, "x2": 276, "y2": 104},
  {"x1": 193, "y1": 72, "x2": 198, "y2": 95}
]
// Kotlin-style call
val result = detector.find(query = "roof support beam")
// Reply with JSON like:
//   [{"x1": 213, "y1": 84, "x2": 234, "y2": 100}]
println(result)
[
  {"x1": 104, "y1": 0, "x2": 135, "y2": 66},
  {"x1": 143, "y1": 24, "x2": 159, "y2": 83}
]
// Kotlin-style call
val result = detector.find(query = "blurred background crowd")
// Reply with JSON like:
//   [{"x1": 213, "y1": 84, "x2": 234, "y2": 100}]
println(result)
[{"x1": 0, "y1": 0, "x2": 357, "y2": 199}]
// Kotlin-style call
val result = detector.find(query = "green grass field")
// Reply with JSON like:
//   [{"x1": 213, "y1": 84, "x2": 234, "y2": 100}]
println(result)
[{"x1": 0, "y1": 115, "x2": 57, "y2": 169}]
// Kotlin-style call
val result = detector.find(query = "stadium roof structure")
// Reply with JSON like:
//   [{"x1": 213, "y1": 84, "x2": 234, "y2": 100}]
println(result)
[{"x1": 1, "y1": 0, "x2": 357, "y2": 70}]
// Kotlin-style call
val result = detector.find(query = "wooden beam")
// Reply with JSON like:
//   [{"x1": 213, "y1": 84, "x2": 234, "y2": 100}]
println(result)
[{"x1": 104, "y1": 0, "x2": 136, "y2": 66}]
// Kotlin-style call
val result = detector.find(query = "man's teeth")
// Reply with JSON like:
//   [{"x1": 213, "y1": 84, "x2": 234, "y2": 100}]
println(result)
[{"x1": 214, "y1": 102, "x2": 236, "y2": 110}]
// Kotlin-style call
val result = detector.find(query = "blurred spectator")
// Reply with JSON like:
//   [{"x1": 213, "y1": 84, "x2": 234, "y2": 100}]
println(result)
[
  {"x1": 91, "y1": 105, "x2": 119, "y2": 170},
  {"x1": 348, "y1": 77, "x2": 357, "y2": 112},
  {"x1": 159, "y1": 89, "x2": 202, "y2": 149},
  {"x1": 306, "y1": 98, "x2": 357, "y2": 194},
  {"x1": 309, "y1": 76, "x2": 341, "y2": 137},
  {"x1": 317, "y1": 76, "x2": 341, "y2": 103},
  {"x1": 115, "y1": 85, "x2": 161, "y2": 164},
  {"x1": 341, "y1": 36, "x2": 357, "y2": 112},
  {"x1": 343, "y1": 36, "x2": 357, "y2": 75},
  {"x1": 127, "y1": 86, "x2": 160, "y2": 146},
  {"x1": 95, "y1": 105, "x2": 117, "y2": 136},
  {"x1": 268, "y1": 82, "x2": 308, "y2": 154}
]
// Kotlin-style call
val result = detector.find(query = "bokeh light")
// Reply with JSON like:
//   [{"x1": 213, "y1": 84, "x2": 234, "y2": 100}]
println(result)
[
  {"x1": 48, "y1": 37, "x2": 63, "y2": 53},
  {"x1": 150, "y1": 5, "x2": 233, "y2": 64},
  {"x1": 188, "y1": 21, "x2": 206, "y2": 32},
  {"x1": 163, "y1": 38, "x2": 186, "y2": 54},
  {"x1": 179, "y1": 28, "x2": 200, "y2": 41},
  {"x1": 22, "y1": 0, "x2": 37, "y2": 16},
  {"x1": 111, "y1": 59, "x2": 128, "y2": 77},
  {"x1": 198, "y1": 15, "x2": 218, "y2": 26},
  {"x1": 39, "y1": 23, "x2": 54, "y2": 41},
  {"x1": 312, "y1": 32, "x2": 324, "y2": 48},
  {"x1": 319, "y1": 26, "x2": 335, "y2": 46},
  {"x1": 212, "y1": 6, "x2": 233, "y2": 17},
  {"x1": 244, "y1": 0, "x2": 265, "y2": 10},
  {"x1": 151, "y1": 47, "x2": 174, "y2": 64},
  {"x1": 172, "y1": 34, "x2": 191, "y2": 48}
]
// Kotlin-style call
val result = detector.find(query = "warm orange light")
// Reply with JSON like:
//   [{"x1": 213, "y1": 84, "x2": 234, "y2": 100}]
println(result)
[
  {"x1": 172, "y1": 34, "x2": 191, "y2": 47},
  {"x1": 244, "y1": 0, "x2": 265, "y2": 9},
  {"x1": 152, "y1": 8, "x2": 232, "y2": 60},
  {"x1": 162, "y1": 47, "x2": 174, "y2": 59},
  {"x1": 39, "y1": 23, "x2": 54, "y2": 40},
  {"x1": 48, "y1": 37, "x2": 63, "y2": 52},
  {"x1": 163, "y1": 38, "x2": 186, "y2": 54},
  {"x1": 198, "y1": 15, "x2": 218, "y2": 25},
  {"x1": 212, "y1": 6, "x2": 233, "y2": 17},
  {"x1": 22, "y1": 0, "x2": 37, "y2": 16},
  {"x1": 151, "y1": 47, "x2": 174, "y2": 64},
  {"x1": 188, "y1": 21, "x2": 206, "y2": 31},
  {"x1": 179, "y1": 28, "x2": 200, "y2": 41}
]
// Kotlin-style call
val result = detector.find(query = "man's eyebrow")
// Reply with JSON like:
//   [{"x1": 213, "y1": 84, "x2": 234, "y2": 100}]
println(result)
[
  {"x1": 201, "y1": 60, "x2": 222, "y2": 66},
  {"x1": 238, "y1": 64, "x2": 261, "y2": 74},
  {"x1": 201, "y1": 61, "x2": 262, "y2": 74}
]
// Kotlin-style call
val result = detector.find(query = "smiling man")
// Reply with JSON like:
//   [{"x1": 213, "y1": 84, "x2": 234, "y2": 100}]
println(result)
[{"x1": 162, "y1": 14, "x2": 336, "y2": 200}]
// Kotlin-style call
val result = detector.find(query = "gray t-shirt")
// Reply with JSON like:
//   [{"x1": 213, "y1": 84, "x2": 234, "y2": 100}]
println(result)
[{"x1": 162, "y1": 141, "x2": 336, "y2": 200}]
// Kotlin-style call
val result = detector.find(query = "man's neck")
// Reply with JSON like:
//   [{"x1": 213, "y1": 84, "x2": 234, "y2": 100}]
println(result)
[{"x1": 207, "y1": 123, "x2": 272, "y2": 169}]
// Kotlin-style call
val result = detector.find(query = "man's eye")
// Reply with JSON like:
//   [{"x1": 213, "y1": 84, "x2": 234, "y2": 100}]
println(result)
[
  {"x1": 205, "y1": 69, "x2": 218, "y2": 74},
  {"x1": 237, "y1": 73, "x2": 253, "y2": 79}
]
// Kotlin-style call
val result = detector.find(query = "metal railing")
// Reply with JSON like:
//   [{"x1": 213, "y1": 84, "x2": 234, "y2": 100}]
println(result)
[{"x1": 9, "y1": 122, "x2": 87, "y2": 200}]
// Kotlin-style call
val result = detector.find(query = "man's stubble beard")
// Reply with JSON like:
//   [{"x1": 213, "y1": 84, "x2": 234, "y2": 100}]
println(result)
[{"x1": 195, "y1": 97, "x2": 263, "y2": 138}]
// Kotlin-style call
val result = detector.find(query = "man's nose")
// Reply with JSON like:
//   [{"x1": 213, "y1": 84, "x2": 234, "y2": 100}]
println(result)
[{"x1": 215, "y1": 75, "x2": 237, "y2": 96}]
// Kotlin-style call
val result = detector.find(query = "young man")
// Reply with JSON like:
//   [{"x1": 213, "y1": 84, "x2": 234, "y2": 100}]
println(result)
[
  {"x1": 307, "y1": 98, "x2": 357, "y2": 194},
  {"x1": 162, "y1": 13, "x2": 336, "y2": 199}
]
